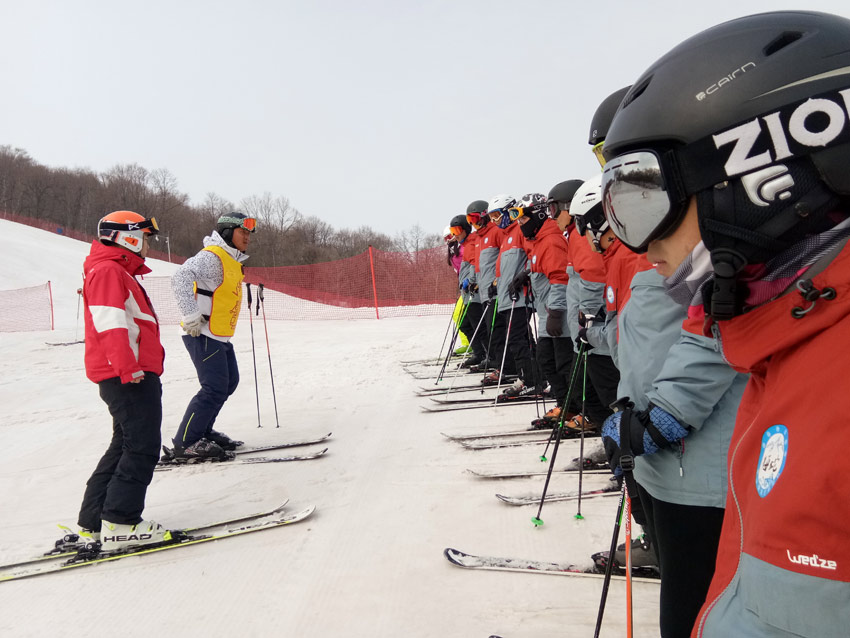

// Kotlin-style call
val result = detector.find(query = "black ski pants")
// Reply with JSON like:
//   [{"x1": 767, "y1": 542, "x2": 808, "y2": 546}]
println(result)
[
  {"x1": 585, "y1": 353, "x2": 620, "y2": 425},
  {"x1": 463, "y1": 301, "x2": 489, "y2": 361},
  {"x1": 636, "y1": 482, "x2": 725, "y2": 638},
  {"x1": 536, "y1": 337, "x2": 576, "y2": 408},
  {"x1": 78, "y1": 373, "x2": 162, "y2": 531},
  {"x1": 489, "y1": 305, "x2": 522, "y2": 376},
  {"x1": 174, "y1": 335, "x2": 239, "y2": 448}
]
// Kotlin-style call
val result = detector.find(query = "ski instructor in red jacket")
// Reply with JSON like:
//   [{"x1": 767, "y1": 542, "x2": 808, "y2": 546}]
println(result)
[{"x1": 76, "y1": 210, "x2": 169, "y2": 553}]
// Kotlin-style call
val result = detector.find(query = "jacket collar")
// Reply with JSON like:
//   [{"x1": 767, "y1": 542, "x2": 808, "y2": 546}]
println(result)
[
  {"x1": 84, "y1": 240, "x2": 151, "y2": 277},
  {"x1": 718, "y1": 240, "x2": 850, "y2": 373}
]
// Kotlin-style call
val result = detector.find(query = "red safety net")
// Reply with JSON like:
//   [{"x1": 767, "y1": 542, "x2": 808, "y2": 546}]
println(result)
[
  {"x1": 0, "y1": 282, "x2": 53, "y2": 332},
  {"x1": 4, "y1": 214, "x2": 459, "y2": 325}
]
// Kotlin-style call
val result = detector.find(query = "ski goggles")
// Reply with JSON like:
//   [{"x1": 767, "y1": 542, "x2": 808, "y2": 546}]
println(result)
[
  {"x1": 592, "y1": 141, "x2": 607, "y2": 168},
  {"x1": 219, "y1": 215, "x2": 258, "y2": 232},
  {"x1": 601, "y1": 149, "x2": 687, "y2": 252},
  {"x1": 99, "y1": 217, "x2": 160, "y2": 235},
  {"x1": 449, "y1": 225, "x2": 466, "y2": 237},
  {"x1": 547, "y1": 201, "x2": 570, "y2": 218},
  {"x1": 466, "y1": 212, "x2": 485, "y2": 226},
  {"x1": 508, "y1": 205, "x2": 546, "y2": 221}
]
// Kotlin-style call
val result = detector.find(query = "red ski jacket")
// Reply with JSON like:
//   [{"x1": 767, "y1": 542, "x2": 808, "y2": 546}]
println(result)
[
  {"x1": 602, "y1": 240, "x2": 654, "y2": 317},
  {"x1": 694, "y1": 240, "x2": 850, "y2": 637},
  {"x1": 82, "y1": 241, "x2": 165, "y2": 384}
]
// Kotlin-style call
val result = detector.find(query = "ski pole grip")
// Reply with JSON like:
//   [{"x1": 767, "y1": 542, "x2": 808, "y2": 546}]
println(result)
[
  {"x1": 246, "y1": 283, "x2": 253, "y2": 308},
  {"x1": 257, "y1": 283, "x2": 263, "y2": 316}
]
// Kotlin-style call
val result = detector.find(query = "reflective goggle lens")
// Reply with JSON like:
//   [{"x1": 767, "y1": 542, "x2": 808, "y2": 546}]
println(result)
[
  {"x1": 592, "y1": 141, "x2": 607, "y2": 168},
  {"x1": 601, "y1": 150, "x2": 676, "y2": 252},
  {"x1": 450, "y1": 225, "x2": 465, "y2": 237},
  {"x1": 241, "y1": 217, "x2": 258, "y2": 232},
  {"x1": 466, "y1": 212, "x2": 482, "y2": 225},
  {"x1": 508, "y1": 207, "x2": 524, "y2": 221}
]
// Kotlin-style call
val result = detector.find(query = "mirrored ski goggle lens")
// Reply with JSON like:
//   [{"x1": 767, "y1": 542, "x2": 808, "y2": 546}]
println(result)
[
  {"x1": 508, "y1": 207, "x2": 524, "y2": 221},
  {"x1": 601, "y1": 151, "x2": 673, "y2": 251},
  {"x1": 241, "y1": 217, "x2": 258, "y2": 232},
  {"x1": 450, "y1": 225, "x2": 465, "y2": 236}
]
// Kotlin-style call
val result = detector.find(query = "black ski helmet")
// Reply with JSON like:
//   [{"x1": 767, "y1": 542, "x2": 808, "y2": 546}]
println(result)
[
  {"x1": 466, "y1": 200, "x2": 489, "y2": 215},
  {"x1": 588, "y1": 86, "x2": 630, "y2": 147},
  {"x1": 449, "y1": 214, "x2": 472, "y2": 235},
  {"x1": 216, "y1": 212, "x2": 256, "y2": 247},
  {"x1": 547, "y1": 180, "x2": 583, "y2": 206},
  {"x1": 602, "y1": 10, "x2": 850, "y2": 317}
]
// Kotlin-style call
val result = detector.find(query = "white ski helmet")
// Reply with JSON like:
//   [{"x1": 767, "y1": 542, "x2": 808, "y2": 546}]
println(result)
[
  {"x1": 97, "y1": 210, "x2": 159, "y2": 254},
  {"x1": 487, "y1": 194, "x2": 516, "y2": 214},
  {"x1": 570, "y1": 174, "x2": 609, "y2": 245}
]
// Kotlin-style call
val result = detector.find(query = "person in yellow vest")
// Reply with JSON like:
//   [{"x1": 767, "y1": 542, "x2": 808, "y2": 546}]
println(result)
[{"x1": 171, "y1": 212, "x2": 256, "y2": 460}]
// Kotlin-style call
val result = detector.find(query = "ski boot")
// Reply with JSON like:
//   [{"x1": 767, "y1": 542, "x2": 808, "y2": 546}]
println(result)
[{"x1": 206, "y1": 429, "x2": 244, "y2": 451}]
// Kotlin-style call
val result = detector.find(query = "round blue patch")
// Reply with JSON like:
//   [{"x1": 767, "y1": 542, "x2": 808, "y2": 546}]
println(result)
[
  {"x1": 756, "y1": 424, "x2": 788, "y2": 498},
  {"x1": 606, "y1": 285, "x2": 615, "y2": 305}
]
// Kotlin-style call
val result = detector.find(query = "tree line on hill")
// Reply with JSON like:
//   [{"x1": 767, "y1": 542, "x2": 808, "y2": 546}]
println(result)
[{"x1": 0, "y1": 145, "x2": 442, "y2": 266}]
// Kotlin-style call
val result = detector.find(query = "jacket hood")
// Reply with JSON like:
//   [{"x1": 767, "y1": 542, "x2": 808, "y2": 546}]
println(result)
[
  {"x1": 204, "y1": 231, "x2": 250, "y2": 263},
  {"x1": 84, "y1": 240, "x2": 151, "y2": 277}
]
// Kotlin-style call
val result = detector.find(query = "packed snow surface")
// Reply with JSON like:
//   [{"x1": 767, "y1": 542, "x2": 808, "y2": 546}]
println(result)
[{"x1": 0, "y1": 219, "x2": 659, "y2": 637}]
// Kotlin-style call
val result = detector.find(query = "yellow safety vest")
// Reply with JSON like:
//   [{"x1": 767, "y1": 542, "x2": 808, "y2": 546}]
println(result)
[{"x1": 199, "y1": 245, "x2": 244, "y2": 337}]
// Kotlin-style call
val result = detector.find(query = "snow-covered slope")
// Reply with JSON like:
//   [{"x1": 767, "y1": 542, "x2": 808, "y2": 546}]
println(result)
[{"x1": 0, "y1": 219, "x2": 659, "y2": 637}]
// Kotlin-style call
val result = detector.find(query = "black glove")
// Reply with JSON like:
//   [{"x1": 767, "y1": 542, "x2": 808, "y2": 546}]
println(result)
[
  {"x1": 469, "y1": 282, "x2": 479, "y2": 293},
  {"x1": 575, "y1": 326, "x2": 594, "y2": 350},
  {"x1": 487, "y1": 282, "x2": 497, "y2": 300},
  {"x1": 546, "y1": 308, "x2": 564, "y2": 337},
  {"x1": 508, "y1": 271, "x2": 530, "y2": 298}
]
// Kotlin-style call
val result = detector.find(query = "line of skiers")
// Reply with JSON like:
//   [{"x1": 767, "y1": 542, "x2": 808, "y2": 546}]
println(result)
[{"x1": 444, "y1": 10, "x2": 850, "y2": 638}]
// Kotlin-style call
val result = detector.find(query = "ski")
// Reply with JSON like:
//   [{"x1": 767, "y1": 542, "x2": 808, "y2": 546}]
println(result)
[
  {"x1": 441, "y1": 428, "x2": 553, "y2": 441},
  {"x1": 0, "y1": 500, "x2": 293, "y2": 572},
  {"x1": 466, "y1": 468, "x2": 610, "y2": 479},
  {"x1": 428, "y1": 394, "x2": 540, "y2": 406},
  {"x1": 459, "y1": 431, "x2": 600, "y2": 450},
  {"x1": 45, "y1": 340, "x2": 85, "y2": 347},
  {"x1": 417, "y1": 383, "x2": 491, "y2": 395},
  {"x1": 158, "y1": 433, "x2": 331, "y2": 466},
  {"x1": 0, "y1": 505, "x2": 316, "y2": 583},
  {"x1": 236, "y1": 433, "x2": 332, "y2": 455},
  {"x1": 421, "y1": 400, "x2": 536, "y2": 413},
  {"x1": 495, "y1": 485, "x2": 618, "y2": 505},
  {"x1": 443, "y1": 548, "x2": 659, "y2": 583},
  {"x1": 156, "y1": 447, "x2": 328, "y2": 470},
  {"x1": 459, "y1": 437, "x2": 549, "y2": 450}
]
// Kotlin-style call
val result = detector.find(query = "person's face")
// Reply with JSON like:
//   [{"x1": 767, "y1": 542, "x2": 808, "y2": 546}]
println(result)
[
  {"x1": 140, "y1": 234, "x2": 151, "y2": 258},
  {"x1": 646, "y1": 197, "x2": 700, "y2": 277},
  {"x1": 232, "y1": 227, "x2": 251, "y2": 252},
  {"x1": 556, "y1": 209, "x2": 572, "y2": 232}
]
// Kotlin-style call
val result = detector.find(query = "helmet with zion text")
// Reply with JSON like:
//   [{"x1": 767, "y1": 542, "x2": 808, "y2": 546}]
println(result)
[
  {"x1": 97, "y1": 211, "x2": 159, "y2": 254},
  {"x1": 217, "y1": 212, "x2": 257, "y2": 247},
  {"x1": 602, "y1": 11, "x2": 850, "y2": 317}
]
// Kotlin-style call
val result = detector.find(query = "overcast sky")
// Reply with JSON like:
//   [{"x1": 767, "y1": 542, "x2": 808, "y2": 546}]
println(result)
[{"x1": 2, "y1": 1, "x2": 849, "y2": 236}]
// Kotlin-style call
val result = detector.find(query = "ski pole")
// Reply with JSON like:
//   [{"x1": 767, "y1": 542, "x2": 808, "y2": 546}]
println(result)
[
  {"x1": 493, "y1": 297, "x2": 516, "y2": 405},
  {"x1": 575, "y1": 348, "x2": 589, "y2": 520},
  {"x1": 437, "y1": 296, "x2": 470, "y2": 383},
  {"x1": 625, "y1": 493, "x2": 634, "y2": 638},
  {"x1": 246, "y1": 283, "x2": 262, "y2": 428},
  {"x1": 446, "y1": 298, "x2": 491, "y2": 394},
  {"x1": 593, "y1": 481, "x2": 628, "y2": 638},
  {"x1": 532, "y1": 341, "x2": 586, "y2": 527},
  {"x1": 257, "y1": 284, "x2": 280, "y2": 428},
  {"x1": 435, "y1": 295, "x2": 462, "y2": 366},
  {"x1": 74, "y1": 287, "x2": 82, "y2": 342},
  {"x1": 539, "y1": 341, "x2": 585, "y2": 463}
]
